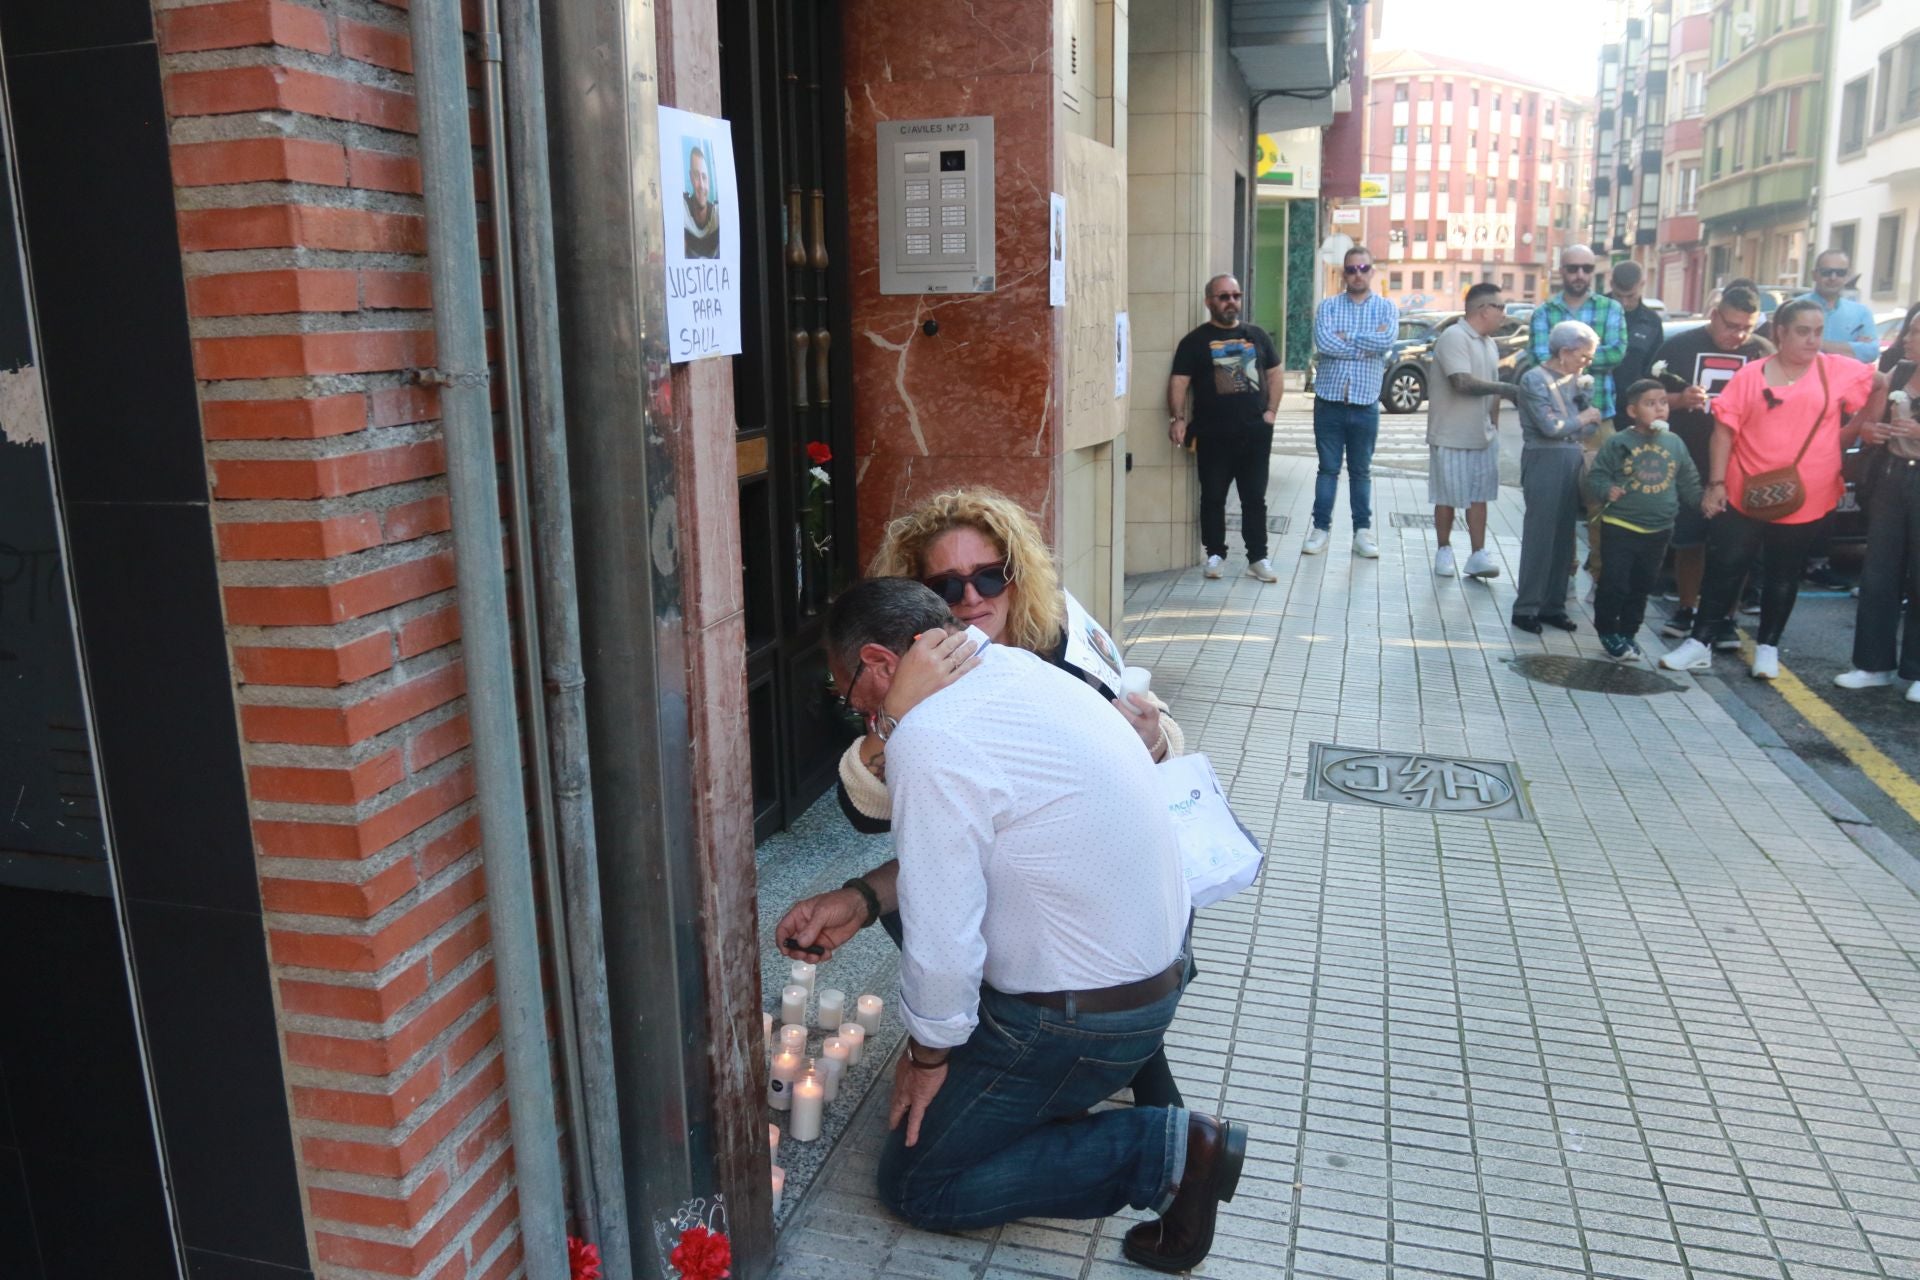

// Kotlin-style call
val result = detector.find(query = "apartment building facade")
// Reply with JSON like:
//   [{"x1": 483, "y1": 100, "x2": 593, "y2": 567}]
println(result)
[
  {"x1": 1359, "y1": 49, "x2": 1592, "y2": 312},
  {"x1": 1697, "y1": 0, "x2": 1833, "y2": 291},
  {"x1": 1820, "y1": 0, "x2": 1920, "y2": 306}
]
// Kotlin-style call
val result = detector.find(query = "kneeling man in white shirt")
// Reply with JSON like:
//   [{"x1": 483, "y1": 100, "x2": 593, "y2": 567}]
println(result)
[{"x1": 777, "y1": 578, "x2": 1248, "y2": 1273}]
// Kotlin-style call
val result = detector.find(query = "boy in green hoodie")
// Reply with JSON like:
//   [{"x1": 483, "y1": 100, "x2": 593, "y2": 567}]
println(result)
[{"x1": 1586, "y1": 379, "x2": 1704, "y2": 662}]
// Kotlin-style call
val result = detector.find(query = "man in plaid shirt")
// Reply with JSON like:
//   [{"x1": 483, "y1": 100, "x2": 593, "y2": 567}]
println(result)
[
  {"x1": 1306, "y1": 246, "x2": 1400, "y2": 558},
  {"x1": 1529, "y1": 244, "x2": 1628, "y2": 418}
]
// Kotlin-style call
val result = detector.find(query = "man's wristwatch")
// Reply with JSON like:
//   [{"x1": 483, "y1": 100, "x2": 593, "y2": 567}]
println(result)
[
  {"x1": 905, "y1": 1040, "x2": 949, "y2": 1070},
  {"x1": 841, "y1": 877, "x2": 881, "y2": 927}
]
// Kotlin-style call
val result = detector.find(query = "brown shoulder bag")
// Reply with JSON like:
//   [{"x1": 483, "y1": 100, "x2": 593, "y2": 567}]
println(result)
[{"x1": 1738, "y1": 357, "x2": 1830, "y2": 522}]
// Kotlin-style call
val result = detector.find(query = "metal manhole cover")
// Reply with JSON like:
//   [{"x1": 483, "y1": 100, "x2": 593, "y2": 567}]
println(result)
[
  {"x1": 1306, "y1": 743, "x2": 1533, "y2": 821},
  {"x1": 1389, "y1": 511, "x2": 1436, "y2": 528},
  {"x1": 1224, "y1": 513, "x2": 1290, "y2": 534},
  {"x1": 1507, "y1": 654, "x2": 1685, "y2": 696}
]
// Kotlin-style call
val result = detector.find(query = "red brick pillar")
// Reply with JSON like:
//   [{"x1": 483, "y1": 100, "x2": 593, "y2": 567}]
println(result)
[{"x1": 158, "y1": 2, "x2": 526, "y2": 1276}]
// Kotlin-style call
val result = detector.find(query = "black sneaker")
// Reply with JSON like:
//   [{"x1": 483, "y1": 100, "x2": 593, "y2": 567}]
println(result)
[
  {"x1": 1660, "y1": 607, "x2": 1696, "y2": 639},
  {"x1": 1600, "y1": 633, "x2": 1635, "y2": 661},
  {"x1": 1711, "y1": 618, "x2": 1742, "y2": 652}
]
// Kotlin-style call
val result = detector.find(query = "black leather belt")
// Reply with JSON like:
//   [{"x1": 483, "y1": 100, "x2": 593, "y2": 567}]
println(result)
[{"x1": 1011, "y1": 957, "x2": 1185, "y2": 1014}]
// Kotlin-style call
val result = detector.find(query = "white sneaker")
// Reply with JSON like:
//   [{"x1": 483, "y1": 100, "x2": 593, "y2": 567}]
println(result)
[
  {"x1": 1302, "y1": 528, "x2": 1331, "y2": 555},
  {"x1": 1463, "y1": 548, "x2": 1500, "y2": 579},
  {"x1": 1434, "y1": 546, "x2": 1457, "y2": 577},
  {"x1": 1352, "y1": 530, "x2": 1380, "y2": 559},
  {"x1": 1834, "y1": 669, "x2": 1895, "y2": 690},
  {"x1": 1659, "y1": 637, "x2": 1713, "y2": 672},
  {"x1": 1203, "y1": 554, "x2": 1225, "y2": 579},
  {"x1": 1751, "y1": 644, "x2": 1780, "y2": 681},
  {"x1": 1247, "y1": 557, "x2": 1278, "y2": 583},
  {"x1": 1907, "y1": 681, "x2": 1920, "y2": 704}
]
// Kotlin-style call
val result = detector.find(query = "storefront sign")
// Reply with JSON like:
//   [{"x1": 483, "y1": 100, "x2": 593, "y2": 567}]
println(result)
[
  {"x1": 657, "y1": 105, "x2": 743, "y2": 362},
  {"x1": 1358, "y1": 174, "x2": 1390, "y2": 206}
]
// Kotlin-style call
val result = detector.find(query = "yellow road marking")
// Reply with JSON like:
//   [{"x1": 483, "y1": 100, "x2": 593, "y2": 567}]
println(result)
[{"x1": 1742, "y1": 638, "x2": 1920, "y2": 826}]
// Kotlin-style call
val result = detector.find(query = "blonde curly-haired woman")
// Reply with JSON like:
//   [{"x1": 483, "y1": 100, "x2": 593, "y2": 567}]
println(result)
[{"x1": 832, "y1": 487, "x2": 1191, "y2": 1107}]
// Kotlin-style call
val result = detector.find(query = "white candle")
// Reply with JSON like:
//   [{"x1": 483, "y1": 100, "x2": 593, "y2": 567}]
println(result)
[
  {"x1": 768, "y1": 1122, "x2": 780, "y2": 1162},
  {"x1": 1120, "y1": 665, "x2": 1152, "y2": 697},
  {"x1": 838, "y1": 1021, "x2": 866, "y2": 1065},
  {"x1": 762, "y1": 1011, "x2": 773, "y2": 1059},
  {"x1": 790, "y1": 961, "x2": 817, "y2": 1002},
  {"x1": 856, "y1": 994, "x2": 884, "y2": 1036},
  {"x1": 767, "y1": 1049, "x2": 801, "y2": 1111},
  {"x1": 770, "y1": 1164, "x2": 785, "y2": 1214},
  {"x1": 820, "y1": 1036, "x2": 849, "y2": 1102},
  {"x1": 790, "y1": 1064, "x2": 824, "y2": 1141},
  {"x1": 780, "y1": 983, "x2": 807, "y2": 1027},
  {"x1": 816, "y1": 987, "x2": 846, "y2": 1030},
  {"x1": 779, "y1": 1024, "x2": 808, "y2": 1056}
]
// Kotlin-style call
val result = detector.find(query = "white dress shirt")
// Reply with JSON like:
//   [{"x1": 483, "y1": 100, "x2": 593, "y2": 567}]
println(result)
[{"x1": 886, "y1": 643, "x2": 1190, "y2": 1049}]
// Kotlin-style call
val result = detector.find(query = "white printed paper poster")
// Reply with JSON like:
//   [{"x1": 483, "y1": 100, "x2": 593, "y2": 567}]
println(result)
[
  {"x1": 1048, "y1": 192, "x2": 1067, "y2": 307},
  {"x1": 1062, "y1": 589, "x2": 1124, "y2": 692},
  {"x1": 1114, "y1": 311, "x2": 1130, "y2": 397},
  {"x1": 658, "y1": 105, "x2": 742, "y2": 363}
]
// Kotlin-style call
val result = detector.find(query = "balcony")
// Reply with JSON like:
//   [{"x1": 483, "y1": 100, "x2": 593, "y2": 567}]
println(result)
[
  {"x1": 1698, "y1": 157, "x2": 1815, "y2": 227},
  {"x1": 1232, "y1": 0, "x2": 1339, "y2": 96},
  {"x1": 1660, "y1": 213, "x2": 1702, "y2": 245}
]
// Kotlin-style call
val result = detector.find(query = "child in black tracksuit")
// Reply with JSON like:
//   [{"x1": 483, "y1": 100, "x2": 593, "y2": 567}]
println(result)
[{"x1": 1585, "y1": 379, "x2": 1704, "y2": 662}]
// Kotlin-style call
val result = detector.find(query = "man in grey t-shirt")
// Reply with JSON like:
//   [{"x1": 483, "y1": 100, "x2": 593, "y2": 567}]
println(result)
[{"x1": 1426, "y1": 284, "x2": 1518, "y2": 579}]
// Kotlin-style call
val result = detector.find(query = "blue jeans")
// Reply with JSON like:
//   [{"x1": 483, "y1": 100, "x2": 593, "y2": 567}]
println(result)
[
  {"x1": 1311, "y1": 397, "x2": 1379, "y2": 531},
  {"x1": 877, "y1": 985, "x2": 1188, "y2": 1231}
]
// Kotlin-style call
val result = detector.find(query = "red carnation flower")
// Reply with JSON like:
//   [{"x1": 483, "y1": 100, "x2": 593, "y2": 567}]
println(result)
[
  {"x1": 805, "y1": 441, "x2": 832, "y2": 465},
  {"x1": 670, "y1": 1225, "x2": 732, "y2": 1280},
  {"x1": 568, "y1": 1236, "x2": 603, "y2": 1280}
]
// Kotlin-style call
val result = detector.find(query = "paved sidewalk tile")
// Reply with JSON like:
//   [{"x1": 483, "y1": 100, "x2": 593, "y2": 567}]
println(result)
[{"x1": 771, "y1": 457, "x2": 1920, "y2": 1278}]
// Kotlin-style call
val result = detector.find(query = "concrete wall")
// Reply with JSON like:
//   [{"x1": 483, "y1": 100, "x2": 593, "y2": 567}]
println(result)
[{"x1": 1124, "y1": 0, "x2": 1215, "y2": 573}]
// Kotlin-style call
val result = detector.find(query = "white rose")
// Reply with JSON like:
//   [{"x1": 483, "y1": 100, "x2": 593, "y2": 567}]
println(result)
[
  {"x1": 1651, "y1": 360, "x2": 1669, "y2": 378},
  {"x1": 1577, "y1": 374, "x2": 1595, "y2": 391},
  {"x1": 1892, "y1": 389, "x2": 1912, "y2": 407},
  {"x1": 809, "y1": 466, "x2": 831, "y2": 484},
  {"x1": 1652, "y1": 418, "x2": 1670, "y2": 432}
]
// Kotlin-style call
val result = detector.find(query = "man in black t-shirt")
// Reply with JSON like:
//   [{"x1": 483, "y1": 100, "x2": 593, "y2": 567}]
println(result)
[
  {"x1": 1649, "y1": 284, "x2": 1772, "y2": 642},
  {"x1": 1168, "y1": 274, "x2": 1283, "y2": 581}
]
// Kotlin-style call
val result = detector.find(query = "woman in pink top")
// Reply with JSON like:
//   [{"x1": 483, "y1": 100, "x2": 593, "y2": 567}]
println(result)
[{"x1": 1661, "y1": 298, "x2": 1888, "y2": 680}]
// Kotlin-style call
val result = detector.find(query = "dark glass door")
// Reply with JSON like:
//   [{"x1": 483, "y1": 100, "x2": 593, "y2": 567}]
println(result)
[{"x1": 721, "y1": 0, "x2": 860, "y2": 840}]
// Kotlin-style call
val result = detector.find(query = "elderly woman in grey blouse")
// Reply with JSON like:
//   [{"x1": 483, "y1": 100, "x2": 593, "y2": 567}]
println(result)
[{"x1": 1512, "y1": 320, "x2": 1605, "y2": 633}]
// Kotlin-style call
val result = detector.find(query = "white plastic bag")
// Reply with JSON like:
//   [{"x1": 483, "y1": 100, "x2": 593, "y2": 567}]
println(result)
[{"x1": 1158, "y1": 753, "x2": 1263, "y2": 908}]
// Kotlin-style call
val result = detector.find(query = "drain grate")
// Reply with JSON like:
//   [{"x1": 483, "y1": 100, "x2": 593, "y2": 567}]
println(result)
[
  {"x1": 1224, "y1": 513, "x2": 1291, "y2": 534},
  {"x1": 1389, "y1": 511, "x2": 1436, "y2": 528},
  {"x1": 1306, "y1": 743, "x2": 1533, "y2": 821},
  {"x1": 1507, "y1": 654, "x2": 1685, "y2": 696}
]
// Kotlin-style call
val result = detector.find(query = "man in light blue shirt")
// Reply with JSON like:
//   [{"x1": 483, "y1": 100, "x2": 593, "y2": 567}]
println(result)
[
  {"x1": 1803, "y1": 249, "x2": 1879, "y2": 363},
  {"x1": 1307, "y1": 246, "x2": 1400, "y2": 558}
]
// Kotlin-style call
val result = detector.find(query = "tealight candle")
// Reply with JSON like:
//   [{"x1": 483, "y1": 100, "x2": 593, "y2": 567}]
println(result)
[
  {"x1": 768, "y1": 1122, "x2": 780, "y2": 1161},
  {"x1": 820, "y1": 1036, "x2": 850, "y2": 1102},
  {"x1": 816, "y1": 987, "x2": 846, "y2": 1030},
  {"x1": 790, "y1": 961, "x2": 817, "y2": 1002},
  {"x1": 771, "y1": 1164, "x2": 785, "y2": 1213},
  {"x1": 767, "y1": 1049, "x2": 801, "y2": 1111},
  {"x1": 789, "y1": 1063, "x2": 824, "y2": 1141},
  {"x1": 780, "y1": 983, "x2": 807, "y2": 1027},
  {"x1": 855, "y1": 993, "x2": 884, "y2": 1036},
  {"x1": 838, "y1": 1021, "x2": 866, "y2": 1065}
]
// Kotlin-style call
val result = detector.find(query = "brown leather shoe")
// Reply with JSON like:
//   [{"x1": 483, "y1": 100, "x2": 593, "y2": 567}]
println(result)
[{"x1": 1121, "y1": 1112, "x2": 1247, "y2": 1273}]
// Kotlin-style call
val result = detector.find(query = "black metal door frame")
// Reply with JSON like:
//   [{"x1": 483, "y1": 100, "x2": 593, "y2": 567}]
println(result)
[{"x1": 721, "y1": 0, "x2": 859, "y2": 841}]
